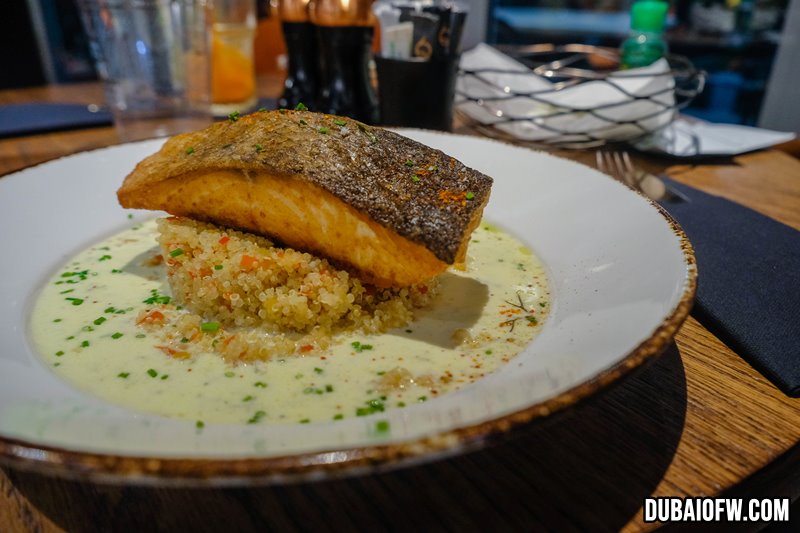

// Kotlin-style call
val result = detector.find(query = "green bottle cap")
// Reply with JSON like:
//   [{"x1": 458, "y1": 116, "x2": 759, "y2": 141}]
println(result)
[{"x1": 630, "y1": 1, "x2": 668, "y2": 32}]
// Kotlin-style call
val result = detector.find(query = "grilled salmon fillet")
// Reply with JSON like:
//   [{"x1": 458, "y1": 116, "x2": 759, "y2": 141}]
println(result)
[{"x1": 118, "y1": 110, "x2": 492, "y2": 287}]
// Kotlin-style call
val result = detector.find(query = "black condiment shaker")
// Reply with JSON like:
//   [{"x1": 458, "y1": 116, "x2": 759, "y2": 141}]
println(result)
[
  {"x1": 310, "y1": 0, "x2": 378, "y2": 123},
  {"x1": 278, "y1": 0, "x2": 318, "y2": 109}
]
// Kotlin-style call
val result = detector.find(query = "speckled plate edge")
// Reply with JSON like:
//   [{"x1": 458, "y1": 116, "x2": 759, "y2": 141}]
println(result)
[{"x1": 0, "y1": 133, "x2": 697, "y2": 486}]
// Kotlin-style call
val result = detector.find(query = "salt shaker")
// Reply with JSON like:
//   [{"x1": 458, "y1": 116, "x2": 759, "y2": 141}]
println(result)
[
  {"x1": 309, "y1": 0, "x2": 378, "y2": 123},
  {"x1": 278, "y1": 0, "x2": 318, "y2": 109}
]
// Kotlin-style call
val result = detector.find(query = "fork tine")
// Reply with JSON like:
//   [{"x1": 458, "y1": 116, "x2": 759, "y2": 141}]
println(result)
[{"x1": 621, "y1": 151, "x2": 644, "y2": 189}]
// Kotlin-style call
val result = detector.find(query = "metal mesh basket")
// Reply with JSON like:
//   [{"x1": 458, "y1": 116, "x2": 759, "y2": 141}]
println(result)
[{"x1": 455, "y1": 43, "x2": 706, "y2": 149}]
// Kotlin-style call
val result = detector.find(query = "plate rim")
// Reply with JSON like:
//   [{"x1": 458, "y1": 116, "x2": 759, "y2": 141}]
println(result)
[{"x1": 0, "y1": 132, "x2": 697, "y2": 484}]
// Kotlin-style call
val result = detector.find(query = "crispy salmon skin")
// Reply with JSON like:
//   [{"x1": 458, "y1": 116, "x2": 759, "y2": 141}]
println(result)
[{"x1": 117, "y1": 110, "x2": 492, "y2": 287}]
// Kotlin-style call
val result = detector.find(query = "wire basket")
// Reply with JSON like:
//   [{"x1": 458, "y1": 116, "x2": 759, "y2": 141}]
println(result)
[{"x1": 455, "y1": 43, "x2": 706, "y2": 149}]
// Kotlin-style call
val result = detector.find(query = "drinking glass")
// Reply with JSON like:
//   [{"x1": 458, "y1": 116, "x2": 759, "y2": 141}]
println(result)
[
  {"x1": 210, "y1": 0, "x2": 258, "y2": 115},
  {"x1": 78, "y1": 0, "x2": 212, "y2": 142}
]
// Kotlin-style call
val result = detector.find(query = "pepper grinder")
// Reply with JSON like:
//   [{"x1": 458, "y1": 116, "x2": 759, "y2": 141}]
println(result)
[
  {"x1": 309, "y1": 0, "x2": 378, "y2": 123},
  {"x1": 278, "y1": 0, "x2": 318, "y2": 109}
]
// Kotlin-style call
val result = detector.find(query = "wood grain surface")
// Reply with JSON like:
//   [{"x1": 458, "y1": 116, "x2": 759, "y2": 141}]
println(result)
[{"x1": 1, "y1": 79, "x2": 798, "y2": 532}]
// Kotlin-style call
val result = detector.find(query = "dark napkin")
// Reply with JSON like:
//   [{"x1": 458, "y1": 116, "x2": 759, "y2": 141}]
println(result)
[
  {"x1": 659, "y1": 177, "x2": 800, "y2": 396},
  {"x1": 0, "y1": 103, "x2": 113, "y2": 138}
]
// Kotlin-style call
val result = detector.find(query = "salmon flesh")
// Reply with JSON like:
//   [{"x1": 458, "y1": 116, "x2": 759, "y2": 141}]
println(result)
[{"x1": 117, "y1": 110, "x2": 493, "y2": 287}]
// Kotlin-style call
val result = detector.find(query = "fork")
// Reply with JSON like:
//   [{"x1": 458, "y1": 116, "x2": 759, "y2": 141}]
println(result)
[{"x1": 596, "y1": 151, "x2": 689, "y2": 203}]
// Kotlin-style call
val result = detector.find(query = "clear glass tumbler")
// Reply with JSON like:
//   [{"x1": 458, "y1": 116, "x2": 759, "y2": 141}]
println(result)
[{"x1": 77, "y1": 0, "x2": 212, "y2": 142}]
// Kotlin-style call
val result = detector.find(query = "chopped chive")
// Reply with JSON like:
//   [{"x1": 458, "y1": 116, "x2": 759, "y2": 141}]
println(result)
[
  {"x1": 99, "y1": 255, "x2": 111, "y2": 261},
  {"x1": 55, "y1": 350, "x2": 64, "y2": 357},
  {"x1": 127, "y1": 213, "x2": 134, "y2": 219},
  {"x1": 80, "y1": 340, "x2": 90, "y2": 348},
  {"x1": 118, "y1": 372, "x2": 130, "y2": 378},
  {"x1": 334, "y1": 119, "x2": 346, "y2": 126},
  {"x1": 299, "y1": 418, "x2": 310, "y2": 424},
  {"x1": 201, "y1": 321, "x2": 220, "y2": 333},
  {"x1": 214, "y1": 264, "x2": 223, "y2": 270},
  {"x1": 466, "y1": 192, "x2": 475, "y2": 201},
  {"x1": 169, "y1": 248, "x2": 184, "y2": 257},
  {"x1": 81, "y1": 325, "x2": 95, "y2": 332},
  {"x1": 405, "y1": 160, "x2": 414, "y2": 167},
  {"x1": 196, "y1": 420, "x2": 205, "y2": 429},
  {"x1": 295, "y1": 102, "x2": 308, "y2": 111},
  {"x1": 228, "y1": 111, "x2": 240, "y2": 122},
  {"x1": 136, "y1": 333, "x2": 146, "y2": 338},
  {"x1": 374, "y1": 420, "x2": 390, "y2": 433},
  {"x1": 411, "y1": 175, "x2": 420, "y2": 183},
  {"x1": 313, "y1": 367, "x2": 323, "y2": 374},
  {"x1": 397, "y1": 401, "x2": 406, "y2": 407},
  {"x1": 333, "y1": 414, "x2": 344, "y2": 420},
  {"x1": 485, "y1": 349, "x2": 493, "y2": 355},
  {"x1": 66, "y1": 335, "x2": 75, "y2": 340},
  {"x1": 53, "y1": 318, "x2": 62, "y2": 323},
  {"x1": 254, "y1": 381, "x2": 267, "y2": 388},
  {"x1": 93, "y1": 317, "x2": 106, "y2": 326},
  {"x1": 254, "y1": 143, "x2": 263, "y2": 153},
  {"x1": 299, "y1": 119, "x2": 307, "y2": 125},
  {"x1": 325, "y1": 384, "x2": 334, "y2": 392},
  {"x1": 224, "y1": 371, "x2": 235, "y2": 378},
  {"x1": 242, "y1": 395, "x2": 254, "y2": 402},
  {"x1": 318, "y1": 127, "x2": 329, "y2": 134},
  {"x1": 180, "y1": 337, "x2": 189, "y2": 343},
  {"x1": 160, "y1": 374, "x2": 169, "y2": 380},
  {"x1": 417, "y1": 395, "x2": 427, "y2": 402},
  {"x1": 351, "y1": 341, "x2": 373, "y2": 353},
  {"x1": 185, "y1": 146, "x2": 195, "y2": 155},
  {"x1": 526, "y1": 316, "x2": 538, "y2": 325},
  {"x1": 147, "y1": 368, "x2": 158, "y2": 378},
  {"x1": 258, "y1": 107, "x2": 267, "y2": 112},
  {"x1": 111, "y1": 269, "x2": 123, "y2": 274},
  {"x1": 60, "y1": 289, "x2": 74, "y2": 294},
  {"x1": 247, "y1": 410, "x2": 266, "y2": 424},
  {"x1": 111, "y1": 332, "x2": 123, "y2": 340},
  {"x1": 65, "y1": 297, "x2": 84, "y2": 306}
]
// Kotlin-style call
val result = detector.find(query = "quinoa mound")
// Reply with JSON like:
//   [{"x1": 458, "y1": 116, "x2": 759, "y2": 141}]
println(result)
[{"x1": 135, "y1": 217, "x2": 438, "y2": 362}]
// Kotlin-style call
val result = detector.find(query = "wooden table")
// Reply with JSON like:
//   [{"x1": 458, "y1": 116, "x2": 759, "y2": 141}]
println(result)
[{"x1": 1, "y1": 79, "x2": 799, "y2": 532}]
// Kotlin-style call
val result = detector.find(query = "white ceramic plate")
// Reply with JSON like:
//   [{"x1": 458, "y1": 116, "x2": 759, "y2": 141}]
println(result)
[{"x1": 0, "y1": 131, "x2": 695, "y2": 484}]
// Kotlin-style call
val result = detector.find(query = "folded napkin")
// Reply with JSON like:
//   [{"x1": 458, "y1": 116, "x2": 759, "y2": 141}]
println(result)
[
  {"x1": 635, "y1": 117, "x2": 796, "y2": 158},
  {"x1": 0, "y1": 103, "x2": 113, "y2": 138},
  {"x1": 659, "y1": 178, "x2": 800, "y2": 396}
]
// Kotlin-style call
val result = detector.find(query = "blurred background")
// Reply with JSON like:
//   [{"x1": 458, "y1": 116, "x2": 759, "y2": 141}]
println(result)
[{"x1": 2, "y1": 0, "x2": 797, "y2": 130}]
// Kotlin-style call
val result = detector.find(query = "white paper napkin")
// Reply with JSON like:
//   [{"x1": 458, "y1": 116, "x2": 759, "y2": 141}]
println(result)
[
  {"x1": 456, "y1": 43, "x2": 675, "y2": 143},
  {"x1": 634, "y1": 117, "x2": 796, "y2": 157}
]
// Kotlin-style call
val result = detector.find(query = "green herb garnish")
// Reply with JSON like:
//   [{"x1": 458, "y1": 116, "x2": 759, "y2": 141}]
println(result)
[
  {"x1": 295, "y1": 102, "x2": 308, "y2": 111},
  {"x1": 228, "y1": 111, "x2": 240, "y2": 122},
  {"x1": 169, "y1": 248, "x2": 184, "y2": 257},
  {"x1": 93, "y1": 317, "x2": 106, "y2": 326},
  {"x1": 318, "y1": 127, "x2": 329, "y2": 134},
  {"x1": 118, "y1": 372, "x2": 130, "y2": 379},
  {"x1": 201, "y1": 321, "x2": 220, "y2": 333},
  {"x1": 111, "y1": 332, "x2": 123, "y2": 340},
  {"x1": 334, "y1": 119, "x2": 346, "y2": 126},
  {"x1": 466, "y1": 192, "x2": 475, "y2": 201},
  {"x1": 185, "y1": 147, "x2": 195, "y2": 155},
  {"x1": 247, "y1": 410, "x2": 267, "y2": 424},
  {"x1": 147, "y1": 368, "x2": 158, "y2": 378},
  {"x1": 65, "y1": 297, "x2": 84, "y2": 306},
  {"x1": 351, "y1": 341, "x2": 373, "y2": 353}
]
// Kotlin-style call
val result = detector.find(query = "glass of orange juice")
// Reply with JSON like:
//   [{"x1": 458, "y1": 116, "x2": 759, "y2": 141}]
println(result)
[{"x1": 211, "y1": 0, "x2": 257, "y2": 115}]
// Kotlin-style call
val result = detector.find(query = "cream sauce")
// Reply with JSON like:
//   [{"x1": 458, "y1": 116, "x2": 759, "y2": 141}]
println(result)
[{"x1": 30, "y1": 220, "x2": 549, "y2": 426}]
